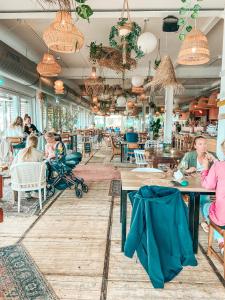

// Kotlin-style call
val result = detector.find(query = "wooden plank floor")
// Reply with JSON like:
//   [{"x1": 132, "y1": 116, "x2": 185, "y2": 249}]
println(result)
[{"x1": 1, "y1": 144, "x2": 225, "y2": 299}]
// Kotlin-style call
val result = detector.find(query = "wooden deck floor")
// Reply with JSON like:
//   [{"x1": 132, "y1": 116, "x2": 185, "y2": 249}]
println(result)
[{"x1": 1, "y1": 145, "x2": 225, "y2": 299}]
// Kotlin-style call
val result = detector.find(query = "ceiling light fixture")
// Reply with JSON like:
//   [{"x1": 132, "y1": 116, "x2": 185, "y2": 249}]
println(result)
[
  {"x1": 43, "y1": 11, "x2": 84, "y2": 53},
  {"x1": 37, "y1": 53, "x2": 61, "y2": 77}
]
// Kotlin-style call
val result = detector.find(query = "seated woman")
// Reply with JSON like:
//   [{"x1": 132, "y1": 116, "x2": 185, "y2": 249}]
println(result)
[
  {"x1": 44, "y1": 132, "x2": 65, "y2": 180},
  {"x1": 24, "y1": 115, "x2": 39, "y2": 136},
  {"x1": 12, "y1": 135, "x2": 44, "y2": 199},
  {"x1": 124, "y1": 127, "x2": 138, "y2": 143},
  {"x1": 5, "y1": 116, "x2": 26, "y2": 154},
  {"x1": 201, "y1": 140, "x2": 225, "y2": 254},
  {"x1": 12, "y1": 135, "x2": 43, "y2": 164},
  {"x1": 44, "y1": 132, "x2": 58, "y2": 160},
  {"x1": 178, "y1": 136, "x2": 217, "y2": 232}
]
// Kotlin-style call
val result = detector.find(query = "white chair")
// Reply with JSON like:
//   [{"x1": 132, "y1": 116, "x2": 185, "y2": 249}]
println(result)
[
  {"x1": 10, "y1": 162, "x2": 46, "y2": 213},
  {"x1": 134, "y1": 150, "x2": 148, "y2": 167},
  {"x1": 144, "y1": 140, "x2": 153, "y2": 149}
]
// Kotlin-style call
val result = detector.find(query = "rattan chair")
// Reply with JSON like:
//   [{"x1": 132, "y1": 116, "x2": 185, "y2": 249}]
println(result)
[{"x1": 110, "y1": 136, "x2": 121, "y2": 161}]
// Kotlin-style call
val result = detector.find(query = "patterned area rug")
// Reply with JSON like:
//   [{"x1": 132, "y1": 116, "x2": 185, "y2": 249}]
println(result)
[
  {"x1": 0, "y1": 244, "x2": 58, "y2": 300},
  {"x1": 0, "y1": 179, "x2": 60, "y2": 217},
  {"x1": 74, "y1": 164, "x2": 121, "y2": 182},
  {"x1": 109, "y1": 180, "x2": 121, "y2": 197}
]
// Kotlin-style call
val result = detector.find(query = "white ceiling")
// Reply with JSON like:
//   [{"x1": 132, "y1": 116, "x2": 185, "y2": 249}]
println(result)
[{"x1": 0, "y1": 0, "x2": 224, "y2": 104}]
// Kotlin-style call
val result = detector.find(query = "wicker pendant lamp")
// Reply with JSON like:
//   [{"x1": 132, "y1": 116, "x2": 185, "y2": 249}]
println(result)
[
  {"x1": 43, "y1": 11, "x2": 84, "y2": 53},
  {"x1": 177, "y1": 29, "x2": 210, "y2": 65},
  {"x1": 207, "y1": 91, "x2": 218, "y2": 108},
  {"x1": 37, "y1": 53, "x2": 61, "y2": 77},
  {"x1": 54, "y1": 79, "x2": 64, "y2": 94}
]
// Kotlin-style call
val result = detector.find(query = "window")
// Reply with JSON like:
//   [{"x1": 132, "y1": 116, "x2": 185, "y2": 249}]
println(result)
[{"x1": 0, "y1": 94, "x2": 14, "y2": 132}]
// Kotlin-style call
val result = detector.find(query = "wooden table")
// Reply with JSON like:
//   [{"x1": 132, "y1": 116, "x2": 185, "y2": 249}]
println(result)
[
  {"x1": 120, "y1": 141, "x2": 145, "y2": 163},
  {"x1": 144, "y1": 149, "x2": 184, "y2": 168},
  {"x1": 120, "y1": 170, "x2": 215, "y2": 254}
]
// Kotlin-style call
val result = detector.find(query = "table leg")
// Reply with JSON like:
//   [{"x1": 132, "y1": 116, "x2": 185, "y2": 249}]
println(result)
[
  {"x1": 121, "y1": 189, "x2": 127, "y2": 252},
  {"x1": 120, "y1": 144, "x2": 123, "y2": 163},
  {"x1": 188, "y1": 192, "x2": 200, "y2": 254},
  {"x1": 70, "y1": 136, "x2": 74, "y2": 151},
  {"x1": 74, "y1": 135, "x2": 77, "y2": 152}
]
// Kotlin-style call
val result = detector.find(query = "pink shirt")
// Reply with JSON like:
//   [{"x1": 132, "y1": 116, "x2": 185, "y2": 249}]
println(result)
[
  {"x1": 45, "y1": 143, "x2": 57, "y2": 159},
  {"x1": 201, "y1": 161, "x2": 225, "y2": 226}
]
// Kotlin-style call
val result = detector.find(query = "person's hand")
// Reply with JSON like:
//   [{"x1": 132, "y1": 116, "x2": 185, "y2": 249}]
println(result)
[
  {"x1": 185, "y1": 167, "x2": 197, "y2": 174},
  {"x1": 202, "y1": 157, "x2": 210, "y2": 170},
  {"x1": 205, "y1": 152, "x2": 218, "y2": 163}
]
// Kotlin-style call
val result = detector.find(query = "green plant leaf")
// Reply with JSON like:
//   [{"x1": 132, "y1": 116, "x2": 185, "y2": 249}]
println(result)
[
  {"x1": 76, "y1": 4, "x2": 93, "y2": 20},
  {"x1": 191, "y1": 11, "x2": 199, "y2": 19},
  {"x1": 178, "y1": 18, "x2": 186, "y2": 25},
  {"x1": 179, "y1": 7, "x2": 187, "y2": 15},
  {"x1": 181, "y1": 0, "x2": 186, "y2": 2},
  {"x1": 179, "y1": 33, "x2": 185, "y2": 41},
  {"x1": 186, "y1": 25, "x2": 192, "y2": 32},
  {"x1": 193, "y1": 4, "x2": 201, "y2": 10}
]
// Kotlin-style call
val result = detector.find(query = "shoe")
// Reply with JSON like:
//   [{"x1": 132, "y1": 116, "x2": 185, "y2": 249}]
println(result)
[
  {"x1": 200, "y1": 221, "x2": 209, "y2": 233},
  {"x1": 219, "y1": 242, "x2": 224, "y2": 255}
]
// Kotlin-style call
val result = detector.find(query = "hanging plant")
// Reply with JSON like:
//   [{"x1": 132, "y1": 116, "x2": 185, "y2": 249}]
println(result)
[
  {"x1": 109, "y1": 18, "x2": 144, "y2": 59},
  {"x1": 178, "y1": 0, "x2": 203, "y2": 40},
  {"x1": 37, "y1": 0, "x2": 93, "y2": 21},
  {"x1": 153, "y1": 39, "x2": 161, "y2": 69}
]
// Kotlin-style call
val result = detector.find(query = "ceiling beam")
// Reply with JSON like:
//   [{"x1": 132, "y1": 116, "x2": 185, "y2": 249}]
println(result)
[
  {"x1": 0, "y1": 9, "x2": 224, "y2": 19},
  {"x1": 61, "y1": 66, "x2": 221, "y2": 80}
]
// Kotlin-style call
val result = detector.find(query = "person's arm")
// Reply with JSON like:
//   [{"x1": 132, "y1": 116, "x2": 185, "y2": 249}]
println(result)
[
  {"x1": 201, "y1": 161, "x2": 217, "y2": 190},
  {"x1": 31, "y1": 124, "x2": 39, "y2": 133},
  {"x1": 178, "y1": 152, "x2": 196, "y2": 174}
]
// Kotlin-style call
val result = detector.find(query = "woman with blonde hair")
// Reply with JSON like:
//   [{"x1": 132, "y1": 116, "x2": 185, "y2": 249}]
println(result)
[
  {"x1": 6, "y1": 116, "x2": 24, "y2": 137},
  {"x1": 12, "y1": 135, "x2": 43, "y2": 164}
]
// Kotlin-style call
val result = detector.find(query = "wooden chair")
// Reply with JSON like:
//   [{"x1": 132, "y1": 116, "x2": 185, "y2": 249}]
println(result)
[
  {"x1": 207, "y1": 220, "x2": 225, "y2": 279},
  {"x1": 110, "y1": 136, "x2": 121, "y2": 161},
  {"x1": 152, "y1": 156, "x2": 178, "y2": 169}
]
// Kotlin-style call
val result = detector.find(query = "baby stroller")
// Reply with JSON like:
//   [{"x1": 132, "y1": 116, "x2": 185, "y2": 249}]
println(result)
[{"x1": 46, "y1": 141, "x2": 88, "y2": 198}]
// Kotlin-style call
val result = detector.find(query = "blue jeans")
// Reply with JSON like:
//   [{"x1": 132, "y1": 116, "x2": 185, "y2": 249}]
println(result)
[{"x1": 202, "y1": 202, "x2": 223, "y2": 242}]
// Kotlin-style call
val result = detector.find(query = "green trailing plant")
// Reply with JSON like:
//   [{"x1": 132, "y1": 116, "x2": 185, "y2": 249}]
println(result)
[
  {"x1": 37, "y1": 0, "x2": 93, "y2": 21},
  {"x1": 149, "y1": 118, "x2": 161, "y2": 139},
  {"x1": 109, "y1": 18, "x2": 144, "y2": 59},
  {"x1": 89, "y1": 42, "x2": 103, "y2": 61},
  {"x1": 178, "y1": 0, "x2": 203, "y2": 40}
]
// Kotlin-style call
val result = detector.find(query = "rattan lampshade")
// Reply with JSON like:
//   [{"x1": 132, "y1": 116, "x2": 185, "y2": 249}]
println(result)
[
  {"x1": 37, "y1": 53, "x2": 61, "y2": 77},
  {"x1": 43, "y1": 11, "x2": 84, "y2": 53},
  {"x1": 197, "y1": 97, "x2": 208, "y2": 109},
  {"x1": 177, "y1": 29, "x2": 210, "y2": 65},
  {"x1": 206, "y1": 91, "x2": 218, "y2": 108},
  {"x1": 54, "y1": 79, "x2": 64, "y2": 94}
]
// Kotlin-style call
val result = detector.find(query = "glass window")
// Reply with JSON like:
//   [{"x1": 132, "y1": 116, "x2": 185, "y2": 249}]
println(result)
[{"x1": 0, "y1": 94, "x2": 14, "y2": 132}]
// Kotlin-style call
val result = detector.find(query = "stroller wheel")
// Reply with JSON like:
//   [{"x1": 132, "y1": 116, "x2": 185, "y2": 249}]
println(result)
[
  {"x1": 82, "y1": 184, "x2": 88, "y2": 193},
  {"x1": 75, "y1": 188, "x2": 83, "y2": 198},
  {"x1": 46, "y1": 184, "x2": 55, "y2": 199}
]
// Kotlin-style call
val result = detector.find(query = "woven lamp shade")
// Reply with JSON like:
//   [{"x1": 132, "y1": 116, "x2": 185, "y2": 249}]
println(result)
[
  {"x1": 37, "y1": 53, "x2": 61, "y2": 77},
  {"x1": 149, "y1": 55, "x2": 183, "y2": 94},
  {"x1": 43, "y1": 11, "x2": 84, "y2": 53},
  {"x1": 177, "y1": 29, "x2": 210, "y2": 65},
  {"x1": 189, "y1": 100, "x2": 198, "y2": 111},
  {"x1": 197, "y1": 97, "x2": 208, "y2": 109},
  {"x1": 54, "y1": 80, "x2": 64, "y2": 94},
  {"x1": 207, "y1": 91, "x2": 218, "y2": 108}
]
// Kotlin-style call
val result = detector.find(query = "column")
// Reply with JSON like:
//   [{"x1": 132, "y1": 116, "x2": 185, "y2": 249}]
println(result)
[
  {"x1": 163, "y1": 86, "x2": 174, "y2": 144},
  {"x1": 12, "y1": 95, "x2": 20, "y2": 119},
  {"x1": 217, "y1": 16, "x2": 225, "y2": 160}
]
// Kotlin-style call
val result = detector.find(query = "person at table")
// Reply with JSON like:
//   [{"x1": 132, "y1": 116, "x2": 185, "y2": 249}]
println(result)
[
  {"x1": 24, "y1": 115, "x2": 39, "y2": 136},
  {"x1": 12, "y1": 135, "x2": 44, "y2": 199},
  {"x1": 178, "y1": 135, "x2": 218, "y2": 232},
  {"x1": 6, "y1": 116, "x2": 24, "y2": 138},
  {"x1": 5, "y1": 116, "x2": 26, "y2": 150},
  {"x1": 123, "y1": 127, "x2": 138, "y2": 143},
  {"x1": 201, "y1": 140, "x2": 225, "y2": 254},
  {"x1": 44, "y1": 132, "x2": 58, "y2": 159},
  {"x1": 12, "y1": 135, "x2": 43, "y2": 164}
]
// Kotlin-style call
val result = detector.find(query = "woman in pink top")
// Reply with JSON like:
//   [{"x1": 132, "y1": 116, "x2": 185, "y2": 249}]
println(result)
[
  {"x1": 44, "y1": 132, "x2": 57, "y2": 159},
  {"x1": 201, "y1": 140, "x2": 225, "y2": 253}
]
